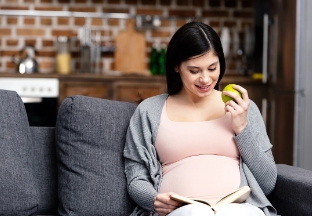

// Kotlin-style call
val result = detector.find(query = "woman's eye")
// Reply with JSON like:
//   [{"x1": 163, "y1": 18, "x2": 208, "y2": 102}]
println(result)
[
  {"x1": 209, "y1": 68, "x2": 217, "y2": 71},
  {"x1": 190, "y1": 70, "x2": 199, "y2": 74}
]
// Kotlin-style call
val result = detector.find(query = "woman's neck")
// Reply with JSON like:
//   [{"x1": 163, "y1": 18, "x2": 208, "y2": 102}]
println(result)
[{"x1": 176, "y1": 89, "x2": 219, "y2": 108}]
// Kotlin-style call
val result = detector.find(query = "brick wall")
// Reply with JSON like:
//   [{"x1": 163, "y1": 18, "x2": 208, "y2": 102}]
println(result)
[{"x1": 0, "y1": 0, "x2": 254, "y2": 74}]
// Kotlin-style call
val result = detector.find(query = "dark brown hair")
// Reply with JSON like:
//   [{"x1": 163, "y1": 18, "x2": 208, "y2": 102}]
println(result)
[{"x1": 165, "y1": 21, "x2": 226, "y2": 95}]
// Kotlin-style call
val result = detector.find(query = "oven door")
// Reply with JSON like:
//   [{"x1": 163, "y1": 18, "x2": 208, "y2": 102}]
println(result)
[
  {"x1": 23, "y1": 97, "x2": 58, "y2": 127},
  {"x1": 0, "y1": 78, "x2": 59, "y2": 127}
]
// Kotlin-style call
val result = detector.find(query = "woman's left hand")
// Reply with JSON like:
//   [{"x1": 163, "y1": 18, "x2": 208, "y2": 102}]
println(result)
[{"x1": 223, "y1": 84, "x2": 250, "y2": 135}]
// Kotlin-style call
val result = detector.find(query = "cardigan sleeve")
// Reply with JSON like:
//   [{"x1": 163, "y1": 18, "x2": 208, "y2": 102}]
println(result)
[
  {"x1": 234, "y1": 100, "x2": 277, "y2": 195},
  {"x1": 123, "y1": 102, "x2": 162, "y2": 213}
]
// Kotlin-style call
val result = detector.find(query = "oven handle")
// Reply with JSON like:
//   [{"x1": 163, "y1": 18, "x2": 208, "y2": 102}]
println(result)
[{"x1": 21, "y1": 97, "x2": 43, "y2": 103}]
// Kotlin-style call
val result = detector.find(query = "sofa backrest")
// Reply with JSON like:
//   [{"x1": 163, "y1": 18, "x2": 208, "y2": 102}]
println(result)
[
  {"x1": 0, "y1": 89, "x2": 39, "y2": 215},
  {"x1": 56, "y1": 95, "x2": 137, "y2": 215},
  {"x1": 0, "y1": 89, "x2": 138, "y2": 215}
]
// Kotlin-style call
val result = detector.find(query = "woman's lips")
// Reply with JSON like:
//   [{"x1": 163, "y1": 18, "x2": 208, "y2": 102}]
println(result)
[{"x1": 195, "y1": 84, "x2": 211, "y2": 92}]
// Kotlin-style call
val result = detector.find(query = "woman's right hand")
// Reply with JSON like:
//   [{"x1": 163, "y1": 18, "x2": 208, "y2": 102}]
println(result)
[{"x1": 154, "y1": 193, "x2": 182, "y2": 216}]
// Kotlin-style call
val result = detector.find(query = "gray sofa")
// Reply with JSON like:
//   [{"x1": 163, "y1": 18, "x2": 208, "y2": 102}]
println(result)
[{"x1": 0, "y1": 89, "x2": 312, "y2": 216}]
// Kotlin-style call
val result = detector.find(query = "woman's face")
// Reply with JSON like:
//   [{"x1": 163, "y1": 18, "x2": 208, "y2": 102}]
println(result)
[{"x1": 176, "y1": 51, "x2": 220, "y2": 99}]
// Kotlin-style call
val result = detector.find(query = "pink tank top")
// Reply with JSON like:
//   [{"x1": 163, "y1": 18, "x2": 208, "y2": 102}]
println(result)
[{"x1": 155, "y1": 101, "x2": 240, "y2": 205}]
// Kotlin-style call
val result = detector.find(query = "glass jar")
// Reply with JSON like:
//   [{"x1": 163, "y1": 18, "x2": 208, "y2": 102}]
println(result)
[{"x1": 56, "y1": 36, "x2": 71, "y2": 74}]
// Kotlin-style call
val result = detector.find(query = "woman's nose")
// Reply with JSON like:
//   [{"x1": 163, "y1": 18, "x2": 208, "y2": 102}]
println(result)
[{"x1": 199, "y1": 72, "x2": 210, "y2": 83}]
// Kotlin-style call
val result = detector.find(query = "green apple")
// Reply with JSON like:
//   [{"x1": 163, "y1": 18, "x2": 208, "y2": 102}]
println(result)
[{"x1": 221, "y1": 84, "x2": 242, "y2": 103}]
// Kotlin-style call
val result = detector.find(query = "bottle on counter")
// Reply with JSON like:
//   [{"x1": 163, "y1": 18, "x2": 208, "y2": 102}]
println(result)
[
  {"x1": 149, "y1": 43, "x2": 159, "y2": 75},
  {"x1": 56, "y1": 36, "x2": 71, "y2": 74},
  {"x1": 158, "y1": 43, "x2": 166, "y2": 75}
]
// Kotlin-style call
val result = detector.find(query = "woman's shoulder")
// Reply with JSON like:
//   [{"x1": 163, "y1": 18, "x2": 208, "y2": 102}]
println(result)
[
  {"x1": 137, "y1": 94, "x2": 168, "y2": 110},
  {"x1": 131, "y1": 94, "x2": 168, "y2": 126}
]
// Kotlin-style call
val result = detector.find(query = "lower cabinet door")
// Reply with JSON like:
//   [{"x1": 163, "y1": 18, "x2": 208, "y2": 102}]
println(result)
[
  {"x1": 113, "y1": 81, "x2": 166, "y2": 103},
  {"x1": 59, "y1": 81, "x2": 109, "y2": 105}
]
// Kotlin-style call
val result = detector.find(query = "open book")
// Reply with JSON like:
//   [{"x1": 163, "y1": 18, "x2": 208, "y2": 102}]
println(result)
[{"x1": 170, "y1": 186, "x2": 251, "y2": 212}]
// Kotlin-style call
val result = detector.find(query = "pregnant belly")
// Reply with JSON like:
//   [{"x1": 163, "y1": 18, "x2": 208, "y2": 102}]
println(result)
[{"x1": 159, "y1": 155, "x2": 240, "y2": 205}]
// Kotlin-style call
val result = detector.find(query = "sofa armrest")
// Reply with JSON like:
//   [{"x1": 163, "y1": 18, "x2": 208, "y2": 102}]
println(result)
[{"x1": 269, "y1": 164, "x2": 312, "y2": 215}]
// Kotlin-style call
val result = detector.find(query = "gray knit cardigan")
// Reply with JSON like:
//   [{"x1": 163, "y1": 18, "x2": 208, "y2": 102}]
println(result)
[{"x1": 124, "y1": 94, "x2": 277, "y2": 216}]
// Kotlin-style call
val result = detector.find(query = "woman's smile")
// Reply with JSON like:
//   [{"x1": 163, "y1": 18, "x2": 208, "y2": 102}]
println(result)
[{"x1": 195, "y1": 84, "x2": 212, "y2": 92}]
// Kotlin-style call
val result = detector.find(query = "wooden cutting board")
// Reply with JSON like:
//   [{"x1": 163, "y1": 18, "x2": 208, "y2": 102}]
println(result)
[{"x1": 114, "y1": 20, "x2": 149, "y2": 75}]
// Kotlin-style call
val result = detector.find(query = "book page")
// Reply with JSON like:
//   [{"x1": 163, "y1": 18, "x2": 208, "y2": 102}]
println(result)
[
  {"x1": 170, "y1": 186, "x2": 251, "y2": 212},
  {"x1": 170, "y1": 193, "x2": 211, "y2": 206},
  {"x1": 213, "y1": 186, "x2": 251, "y2": 211}
]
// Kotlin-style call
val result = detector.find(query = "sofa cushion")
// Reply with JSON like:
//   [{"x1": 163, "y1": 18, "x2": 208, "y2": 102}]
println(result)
[
  {"x1": 56, "y1": 96, "x2": 137, "y2": 215},
  {"x1": 0, "y1": 90, "x2": 38, "y2": 215},
  {"x1": 30, "y1": 127, "x2": 58, "y2": 214}
]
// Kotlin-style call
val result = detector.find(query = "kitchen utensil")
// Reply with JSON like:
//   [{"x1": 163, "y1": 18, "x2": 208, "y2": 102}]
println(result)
[
  {"x1": 12, "y1": 45, "x2": 38, "y2": 74},
  {"x1": 114, "y1": 19, "x2": 148, "y2": 75}
]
